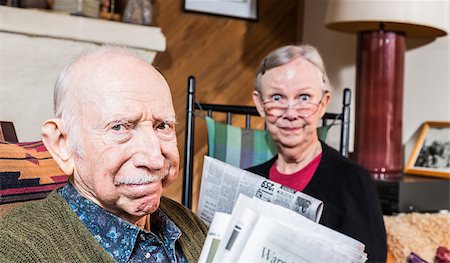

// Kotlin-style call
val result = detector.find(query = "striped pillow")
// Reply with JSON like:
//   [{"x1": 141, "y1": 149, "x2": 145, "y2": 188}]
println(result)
[
  {"x1": 205, "y1": 116, "x2": 278, "y2": 169},
  {"x1": 0, "y1": 141, "x2": 67, "y2": 204},
  {"x1": 205, "y1": 116, "x2": 333, "y2": 169}
]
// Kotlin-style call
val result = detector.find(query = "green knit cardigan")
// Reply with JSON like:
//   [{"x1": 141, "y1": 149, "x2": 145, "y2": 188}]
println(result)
[{"x1": 0, "y1": 191, "x2": 207, "y2": 262}]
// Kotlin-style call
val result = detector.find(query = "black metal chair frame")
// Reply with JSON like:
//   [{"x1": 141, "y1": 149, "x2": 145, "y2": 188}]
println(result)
[{"x1": 182, "y1": 75, "x2": 351, "y2": 208}]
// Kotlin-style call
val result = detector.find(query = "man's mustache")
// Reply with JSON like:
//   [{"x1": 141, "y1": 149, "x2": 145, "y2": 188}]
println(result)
[{"x1": 114, "y1": 163, "x2": 171, "y2": 185}]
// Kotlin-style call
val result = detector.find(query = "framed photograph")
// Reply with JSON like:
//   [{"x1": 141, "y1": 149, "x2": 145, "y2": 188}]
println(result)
[
  {"x1": 405, "y1": 121, "x2": 450, "y2": 178},
  {"x1": 184, "y1": 0, "x2": 258, "y2": 21}
]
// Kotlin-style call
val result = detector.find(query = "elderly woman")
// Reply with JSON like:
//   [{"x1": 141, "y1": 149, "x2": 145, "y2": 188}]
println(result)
[{"x1": 247, "y1": 44, "x2": 387, "y2": 262}]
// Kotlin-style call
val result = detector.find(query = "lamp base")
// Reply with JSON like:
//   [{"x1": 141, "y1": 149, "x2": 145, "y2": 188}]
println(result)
[
  {"x1": 353, "y1": 30, "x2": 405, "y2": 178},
  {"x1": 371, "y1": 171, "x2": 403, "y2": 180}
]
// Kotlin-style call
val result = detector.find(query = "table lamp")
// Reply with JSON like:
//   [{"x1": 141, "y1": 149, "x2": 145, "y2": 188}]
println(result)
[{"x1": 325, "y1": 0, "x2": 448, "y2": 179}]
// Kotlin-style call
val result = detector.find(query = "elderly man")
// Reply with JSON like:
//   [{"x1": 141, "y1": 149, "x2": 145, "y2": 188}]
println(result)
[{"x1": 0, "y1": 47, "x2": 207, "y2": 262}]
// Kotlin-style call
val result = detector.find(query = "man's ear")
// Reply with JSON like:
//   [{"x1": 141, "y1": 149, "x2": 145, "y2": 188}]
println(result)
[
  {"x1": 41, "y1": 119, "x2": 74, "y2": 176},
  {"x1": 252, "y1": 90, "x2": 266, "y2": 117}
]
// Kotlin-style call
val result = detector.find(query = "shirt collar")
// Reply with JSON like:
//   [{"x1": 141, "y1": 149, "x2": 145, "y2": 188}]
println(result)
[{"x1": 58, "y1": 182, "x2": 182, "y2": 262}]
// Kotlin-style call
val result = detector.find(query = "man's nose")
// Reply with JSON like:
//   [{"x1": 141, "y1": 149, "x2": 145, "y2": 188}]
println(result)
[{"x1": 133, "y1": 126, "x2": 165, "y2": 170}]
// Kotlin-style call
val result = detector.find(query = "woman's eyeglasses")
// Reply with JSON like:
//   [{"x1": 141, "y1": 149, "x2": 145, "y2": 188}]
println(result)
[{"x1": 260, "y1": 92, "x2": 327, "y2": 118}]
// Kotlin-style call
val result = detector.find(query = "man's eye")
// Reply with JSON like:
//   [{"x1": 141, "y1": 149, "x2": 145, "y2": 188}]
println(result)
[
  {"x1": 271, "y1": 94, "x2": 283, "y2": 102},
  {"x1": 156, "y1": 122, "x2": 173, "y2": 131},
  {"x1": 157, "y1": 123, "x2": 168, "y2": 130},
  {"x1": 111, "y1": 124, "x2": 126, "y2": 131}
]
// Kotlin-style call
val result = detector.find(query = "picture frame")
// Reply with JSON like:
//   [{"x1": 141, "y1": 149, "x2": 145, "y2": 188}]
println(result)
[
  {"x1": 405, "y1": 121, "x2": 450, "y2": 179},
  {"x1": 183, "y1": 0, "x2": 258, "y2": 21}
]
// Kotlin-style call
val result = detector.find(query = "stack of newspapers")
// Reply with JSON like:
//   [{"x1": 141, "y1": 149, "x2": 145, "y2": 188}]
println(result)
[{"x1": 198, "y1": 157, "x2": 368, "y2": 263}]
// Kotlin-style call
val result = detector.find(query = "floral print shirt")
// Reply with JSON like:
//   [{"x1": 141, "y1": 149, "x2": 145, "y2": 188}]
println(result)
[{"x1": 58, "y1": 182, "x2": 187, "y2": 263}]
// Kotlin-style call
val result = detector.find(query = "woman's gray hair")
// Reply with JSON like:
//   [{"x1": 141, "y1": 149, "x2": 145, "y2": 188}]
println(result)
[
  {"x1": 53, "y1": 45, "x2": 147, "y2": 157},
  {"x1": 255, "y1": 44, "x2": 331, "y2": 92}
]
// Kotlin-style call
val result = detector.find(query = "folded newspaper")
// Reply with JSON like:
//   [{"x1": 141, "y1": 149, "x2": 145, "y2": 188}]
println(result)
[
  {"x1": 198, "y1": 156, "x2": 323, "y2": 225},
  {"x1": 199, "y1": 194, "x2": 368, "y2": 263}
]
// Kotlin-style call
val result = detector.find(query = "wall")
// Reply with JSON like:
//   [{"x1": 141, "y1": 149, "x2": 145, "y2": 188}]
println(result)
[
  {"x1": 152, "y1": 0, "x2": 301, "y2": 206},
  {"x1": 0, "y1": 6, "x2": 164, "y2": 141},
  {"x1": 302, "y1": 0, "x2": 450, "y2": 165}
]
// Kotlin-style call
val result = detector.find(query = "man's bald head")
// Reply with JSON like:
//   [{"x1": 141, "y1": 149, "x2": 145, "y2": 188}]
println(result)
[{"x1": 53, "y1": 47, "x2": 165, "y2": 156}]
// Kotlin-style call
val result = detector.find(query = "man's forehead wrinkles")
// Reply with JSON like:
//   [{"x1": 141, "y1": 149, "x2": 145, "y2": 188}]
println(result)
[{"x1": 163, "y1": 114, "x2": 177, "y2": 121}]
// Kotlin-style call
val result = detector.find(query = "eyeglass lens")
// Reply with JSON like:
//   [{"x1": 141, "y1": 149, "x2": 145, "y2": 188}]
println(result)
[{"x1": 263, "y1": 102, "x2": 319, "y2": 118}]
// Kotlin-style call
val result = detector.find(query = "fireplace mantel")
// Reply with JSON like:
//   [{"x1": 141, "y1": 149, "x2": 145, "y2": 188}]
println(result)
[{"x1": 0, "y1": 6, "x2": 166, "y2": 52}]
